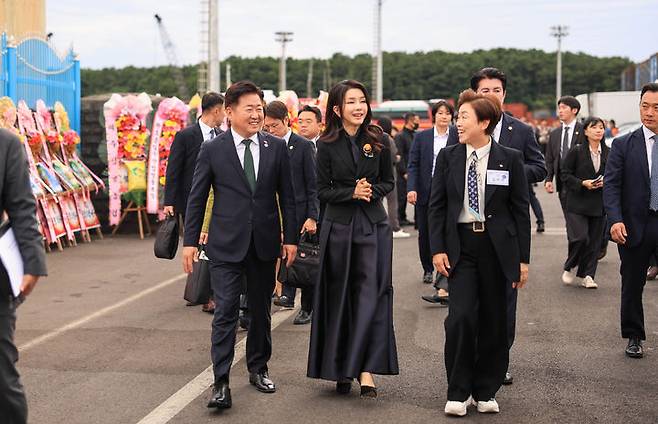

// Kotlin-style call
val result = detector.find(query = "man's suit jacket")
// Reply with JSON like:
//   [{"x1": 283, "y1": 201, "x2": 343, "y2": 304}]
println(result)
[
  {"x1": 447, "y1": 113, "x2": 547, "y2": 184},
  {"x1": 183, "y1": 130, "x2": 298, "y2": 262},
  {"x1": 428, "y1": 141, "x2": 531, "y2": 282},
  {"x1": 545, "y1": 122, "x2": 586, "y2": 192},
  {"x1": 316, "y1": 130, "x2": 394, "y2": 225},
  {"x1": 561, "y1": 142, "x2": 609, "y2": 217},
  {"x1": 407, "y1": 126, "x2": 457, "y2": 206},
  {"x1": 394, "y1": 127, "x2": 414, "y2": 176},
  {"x1": 287, "y1": 132, "x2": 319, "y2": 229},
  {"x1": 603, "y1": 127, "x2": 651, "y2": 248},
  {"x1": 164, "y1": 123, "x2": 206, "y2": 215},
  {"x1": 0, "y1": 129, "x2": 47, "y2": 288}
]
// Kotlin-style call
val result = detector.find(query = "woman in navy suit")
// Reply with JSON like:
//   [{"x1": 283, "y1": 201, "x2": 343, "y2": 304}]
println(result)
[{"x1": 307, "y1": 80, "x2": 398, "y2": 398}]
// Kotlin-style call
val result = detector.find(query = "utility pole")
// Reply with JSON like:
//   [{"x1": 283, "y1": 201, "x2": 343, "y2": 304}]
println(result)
[
  {"x1": 225, "y1": 63, "x2": 231, "y2": 89},
  {"x1": 275, "y1": 31, "x2": 293, "y2": 93},
  {"x1": 550, "y1": 25, "x2": 569, "y2": 103},
  {"x1": 306, "y1": 59, "x2": 314, "y2": 98},
  {"x1": 208, "y1": 0, "x2": 220, "y2": 92},
  {"x1": 372, "y1": 0, "x2": 383, "y2": 104}
]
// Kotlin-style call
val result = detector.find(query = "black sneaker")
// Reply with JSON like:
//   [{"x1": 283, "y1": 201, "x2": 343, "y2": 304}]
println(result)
[
  {"x1": 293, "y1": 310, "x2": 312, "y2": 325},
  {"x1": 274, "y1": 295, "x2": 294, "y2": 308},
  {"x1": 536, "y1": 222, "x2": 545, "y2": 233},
  {"x1": 422, "y1": 271, "x2": 433, "y2": 284}
]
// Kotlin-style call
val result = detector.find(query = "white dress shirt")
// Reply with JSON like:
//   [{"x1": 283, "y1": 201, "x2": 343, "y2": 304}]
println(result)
[
  {"x1": 283, "y1": 129, "x2": 292, "y2": 145},
  {"x1": 432, "y1": 126, "x2": 450, "y2": 176},
  {"x1": 492, "y1": 118, "x2": 503, "y2": 143},
  {"x1": 198, "y1": 118, "x2": 215, "y2": 141},
  {"x1": 231, "y1": 127, "x2": 260, "y2": 180},
  {"x1": 645, "y1": 125, "x2": 658, "y2": 177},
  {"x1": 589, "y1": 143, "x2": 602, "y2": 173},
  {"x1": 458, "y1": 140, "x2": 492, "y2": 223},
  {"x1": 559, "y1": 120, "x2": 577, "y2": 156}
]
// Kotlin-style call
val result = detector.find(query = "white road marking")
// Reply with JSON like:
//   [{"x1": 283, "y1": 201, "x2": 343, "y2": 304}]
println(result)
[
  {"x1": 18, "y1": 273, "x2": 188, "y2": 352},
  {"x1": 135, "y1": 305, "x2": 299, "y2": 424}
]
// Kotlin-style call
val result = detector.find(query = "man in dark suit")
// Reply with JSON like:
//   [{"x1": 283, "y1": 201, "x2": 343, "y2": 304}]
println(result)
[
  {"x1": 603, "y1": 83, "x2": 658, "y2": 358},
  {"x1": 446, "y1": 67, "x2": 545, "y2": 385},
  {"x1": 263, "y1": 100, "x2": 319, "y2": 325},
  {"x1": 0, "y1": 129, "x2": 48, "y2": 424},
  {"x1": 182, "y1": 81, "x2": 298, "y2": 409},
  {"x1": 394, "y1": 113, "x2": 420, "y2": 226},
  {"x1": 407, "y1": 100, "x2": 455, "y2": 302},
  {"x1": 163, "y1": 92, "x2": 225, "y2": 220}
]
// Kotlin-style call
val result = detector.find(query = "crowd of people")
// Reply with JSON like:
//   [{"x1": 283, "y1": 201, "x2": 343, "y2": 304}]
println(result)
[{"x1": 2, "y1": 65, "x2": 657, "y2": 421}]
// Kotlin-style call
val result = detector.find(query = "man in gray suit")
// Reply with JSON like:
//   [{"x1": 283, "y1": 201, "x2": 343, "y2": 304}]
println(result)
[{"x1": 0, "y1": 129, "x2": 48, "y2": 423}]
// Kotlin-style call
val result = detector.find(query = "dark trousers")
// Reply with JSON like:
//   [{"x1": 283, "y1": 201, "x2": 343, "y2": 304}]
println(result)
[
  {"x1": 396, "y1": 174, "x2": 407, "y2": 222},
  {"x1": 618, "y1": 215, "x2": 658, "y2": 340},
  {"x1": 281, "y1": 285, "x2": 314, "y2": 313},
  {"x1": 415, "y1": 204, "x2": 433, "y2": 273},
  {"x1": 0, "y1": 294, "x2": 27, "y2": 424},
  {"x1": 528, "y1": 184, "x2": 544, "y2": 224},
  {"x1": 564, "y1": 213, "x2": 606, "y2": 277},
  {"x1": 209, "y1": 241, "x2": 276, "y2": 383},
  {"x1": 445, "y1": 227, "x2": 508, "y2": 401},
  {"x1": 558, "y1": 190, "x2": 574, "y2": 264}
]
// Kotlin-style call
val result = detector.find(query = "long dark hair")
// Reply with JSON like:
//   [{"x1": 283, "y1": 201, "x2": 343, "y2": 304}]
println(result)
[{"x1": 319, "y1": 79, "x2": 383, "y2": 150}]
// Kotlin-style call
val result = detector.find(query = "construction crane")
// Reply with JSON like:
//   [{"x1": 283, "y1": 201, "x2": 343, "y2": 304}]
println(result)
[{"x1": 154, "y1": 14, "x2": 189, "y2": 99}]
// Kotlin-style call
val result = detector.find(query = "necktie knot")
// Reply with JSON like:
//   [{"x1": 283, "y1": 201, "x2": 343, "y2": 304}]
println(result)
[{"x1": 242, "y1": 138, "x2": 252, "y2": 147}]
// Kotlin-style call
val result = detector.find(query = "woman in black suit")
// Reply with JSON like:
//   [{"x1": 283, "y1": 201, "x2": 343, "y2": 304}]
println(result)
[
  {"x1": 560, "y1": 117, "x2": 609, "y2": 289},
  {"x1": 429, "y1": 90, "x2": 530, "y2": 416},
  {"x1": 307, "y1": 80, "x2": 398, "y2": 398}
]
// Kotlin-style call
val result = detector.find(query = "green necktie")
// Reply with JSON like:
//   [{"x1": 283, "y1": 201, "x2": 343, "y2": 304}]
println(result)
[{"x1": 242, "y1": 139, "x2": 256, "y2": 193}]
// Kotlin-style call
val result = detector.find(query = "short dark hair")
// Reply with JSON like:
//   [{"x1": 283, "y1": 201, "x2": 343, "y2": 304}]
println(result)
[
  {"x1": 299, "y1": 105, "x2": 322, "y2": 123},
  {"x1": 431, "y1": 100, "x2": 455, "y2": 123},
  {"x1": 403, "y1": 112, "x2": 418, "y2": 123},
  {"x1": 582, "y1": 116, "x2": 605, "y2": 142},
  {"x1": 224, "y1": 80, "x2": 264, "y2": 108},
  {"x1": 557, "y1": 96, "x2": 581, "y2": 114},
  {"x1": 201, "y1": 92, "x2": 224, "y2": 111},
  {"x1": 641, "y1": 83, "x2": 658, "y2": 100},
  {"x1": 457, "y1": 89, "x2": 502, "y2": 136},
  {"x1": 470, "y1": 67, "x2": 507, "y2": 92},
  {"x1": 264, "y1": 100, "x2": 289, "y2": 122},
  {"x1": 378, "y1": 116, "x2": 393, "y2": 135}
]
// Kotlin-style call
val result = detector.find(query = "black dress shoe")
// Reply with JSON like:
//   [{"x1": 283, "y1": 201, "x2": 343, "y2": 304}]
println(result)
[
  {"x1": 536, "y1": 222, "x2": 545, "y2": 233},
  {"x1": 293, "y1": 310, "x2": 312, "y2": 325},
  {"x1": 273, "y1": 295, "x2": 294, "y2": 308},
  {"x1": 421, "y1": 294, "x2": 449, "y2": 305},
  {"x1": 360, "y1": 385, "x2": 377, "y2": 398},
  {"x1": 503, "y1": 372, "x2": 513, "y2": 385},
  {"x1": 625, "y1": 337, "x2": 644, "y2": 358},
  {"x1": 336, "y1": 378, "x2": 352, "y2": 394},
  {"x1": 249, "y1": 371, "x2": 276, "y2": 393},
  {"x1": 207, "y1": 382, "x2": 232, "y2": 409},
  {"x1": 422, "y1": 271, "x2": 433, "y2": 284},
  {"x1": 238, "y1": 311, "x2": 250, "y2": 331}
]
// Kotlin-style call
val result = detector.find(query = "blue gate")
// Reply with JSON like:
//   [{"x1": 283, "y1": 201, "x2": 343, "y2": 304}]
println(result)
[{"x1": 1, "y1": 33, "x2": 80, "y2": 132}]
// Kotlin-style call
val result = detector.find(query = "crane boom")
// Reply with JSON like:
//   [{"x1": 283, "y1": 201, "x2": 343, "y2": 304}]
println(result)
[{"x1": 154, "y1": 14, "x2": 189, "y2": 99}]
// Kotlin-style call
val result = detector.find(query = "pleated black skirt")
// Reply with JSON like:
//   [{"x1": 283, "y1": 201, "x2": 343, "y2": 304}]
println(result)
[{"x1": 307, "y1": 207, "x2": 399, "y2": 381}]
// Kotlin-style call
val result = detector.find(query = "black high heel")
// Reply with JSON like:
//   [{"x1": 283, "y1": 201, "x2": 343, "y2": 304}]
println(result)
[
  {"x1": 336, "y1": 378, "x2": 352, "y2": 394},
  {"x1": 360, "y1": 385, "x2": 377, "y2": 398}
]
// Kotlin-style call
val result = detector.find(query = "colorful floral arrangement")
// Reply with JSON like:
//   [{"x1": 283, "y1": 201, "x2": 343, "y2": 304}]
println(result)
[
  {"x1": 26, "y1": 131, "x2": 44, "y2": 151},
  {"x1": 116, "y1": 112, "x2": 149, "y2": 160},
  {"x1": 158, "y1": 113, "x2": 185, "y2": 186},
  {"x1": 45, "y1": 129, "x2": 63, "y2": 148}
]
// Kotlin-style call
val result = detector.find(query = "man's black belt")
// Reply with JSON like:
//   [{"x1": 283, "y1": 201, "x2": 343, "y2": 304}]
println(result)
[
  {"x1": 649, "y1": 210, "x2": 658, "y2": 217},
  {"x1": 458, "y1": 222, "x2": 486, "y2": 233}
]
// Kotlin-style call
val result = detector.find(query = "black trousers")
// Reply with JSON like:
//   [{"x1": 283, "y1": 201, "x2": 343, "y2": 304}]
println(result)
[
  {"x1": 415, "y1": 204, "x2": 433, "y2": 274},
  {"x1": 528, "y1": 183, "x2": 544, "y2": 224},
  {"x1": 396, "y1": 173, "x2": 408, "y2": 222},
  {"x1": 0, "y1": 292, "x2": 26, "y2": 424},
  {"x1": 618, "y1": 215, "x2": 658, "y2": 340},
  {"x1": 209, "y1": 241, "x2": 276, "y2": 383},
  {"x1": 445, "y1": 227, "x2": 508, "y2": 401},
  {"x1": 564, "y1": 213, "x2": 606, "y2": 278}
]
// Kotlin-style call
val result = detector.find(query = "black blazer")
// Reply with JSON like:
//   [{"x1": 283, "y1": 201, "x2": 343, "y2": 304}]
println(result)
[
  {"x1": 448, "y1": 113, "x2": 547, "y2": 184},
  {"x1": 316, "y1": 130, "x2": 394, "y2": 225},
  {"x1": 603, "y1": 127, "x2": 652, "y2": 248},
  {"x1": 407, "y1": 126, "x2": 457, "y2": 206},
  {"x1": 0, "y1": 130, "x2": 47, "y2": 283},
  {"x1": 287, "y1": 132, "x2": 319, "y2": 228},
  {"x1": 183, "y1": 130, "x2": 298, "y2": 262},
  {"x1": 545, "y1": 122, "x2": 586, "y2": 192},
  {"x1": 561, "y1": 142, "x2": 609, "y2": 217},
  {"x1": 164, "y1": 123, "x2": 205, "y2": 215},
  {"x1": 428, "y1": 141, "x2": 531, "y2": 282}
]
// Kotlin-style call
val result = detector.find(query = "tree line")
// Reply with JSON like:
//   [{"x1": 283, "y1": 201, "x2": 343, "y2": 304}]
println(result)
[{"x1": 81, "y1": 48, "x2": 631, "y2": 110}]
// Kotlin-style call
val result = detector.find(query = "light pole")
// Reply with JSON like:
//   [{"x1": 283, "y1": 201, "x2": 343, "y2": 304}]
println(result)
[
  {"x1": 275, "y1": 31, "x2": 293, "y2": 93},
  {"x1": 550, "y1": 25, "x2": 569, "y2": 103},
  {"x1": 372, "y1": 0, "x2": 383, "y2": 104}
]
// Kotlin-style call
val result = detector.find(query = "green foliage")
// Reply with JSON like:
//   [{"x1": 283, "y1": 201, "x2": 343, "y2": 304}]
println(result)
[{"x1": 81, "y1": 48, "x2": 631, "y2": 110}]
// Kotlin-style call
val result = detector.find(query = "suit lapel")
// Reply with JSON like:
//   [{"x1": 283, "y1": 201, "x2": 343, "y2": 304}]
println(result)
[
  {"x1": 451, "y1": 144, "x2": 466, "y2": 202},
  {"x1": 224, "y1": 131, "x2": 252, "y2": 193},
  {"x1": 286, "y1": 133, "x2": 298, "y2": 158},
  {"x1": 255, "y1": 132, "x2": 271, "y2": 192},
  {"x1": 497, "y1": 115, "x2": 513, "y2": 147},
  {"x1": 632, "y1": 128, "x2": 650, "y2": 185},
  {"x1": 485, "y1": 141, "x2": 505, "y2": 206},
  {"x1": 337, "y1": 134, "x2": 357, "y2": 174},
  {"x1": 194, "y1": 122, "x2": 203, "y2": 144}
]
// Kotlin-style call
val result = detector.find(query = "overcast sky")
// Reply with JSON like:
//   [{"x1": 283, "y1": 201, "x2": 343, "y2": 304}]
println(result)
[{"x1": 47, "y1": 0, "x2": 656, "y2": 69}]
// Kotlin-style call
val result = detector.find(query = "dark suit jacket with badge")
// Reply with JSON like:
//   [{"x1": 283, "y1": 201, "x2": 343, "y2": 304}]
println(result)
[
  {"x1": 428, "y1": 141, "x2": 531, "y2": 282},
  {"x1": 0, "y1": 129, "x2": 47, "y2": 292},
  {"x1": 545, "y1": 122, "x2": 586, "y2": 192},
  {"x1": 603, "y1": 127, "x2": 651, "y2": 248},
  {"x1": 183, "y1": 130, "x2": 298, "y2": 262},
  {"x1": 561, "y1": 141, "x2": 609, "y2": 217},
  {"x1": 164, "y1": 122, "x2": 205, "y2": 215},
  {"x1": 286, "y1": 132, "x2": 319, "y2": 229},
  {"x1": 447, "y1": 113, "x2": 546, "y2": 184},
  {"x1": 316, "y1": 129, "x2": 394, "y2": 225}
]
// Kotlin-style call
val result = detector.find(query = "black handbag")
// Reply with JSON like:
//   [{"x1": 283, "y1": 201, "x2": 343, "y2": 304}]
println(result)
[
  {"x1": 154, "y1": 215, "x2": 179, "y2": 259},
  {"x1": 184, "y1": 245, "x2": 211, "y2": 304},
  {"x1": 277, "y1": 232, "x2": 320, "y2": 289}
]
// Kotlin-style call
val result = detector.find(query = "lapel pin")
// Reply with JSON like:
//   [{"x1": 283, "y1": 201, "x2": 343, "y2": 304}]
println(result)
[
  {"x1": 499, "y1": 164, "x2": 504, "y2": 168},
  {"x1": 263, "y1": 140, "x2": 269, "y2": 147},
  {"x1": 289, "y1": 145, "x2": 294, "y2": 150},
  {"x1": 508, "y1": 126, "x2": 513, "y2": 131}
]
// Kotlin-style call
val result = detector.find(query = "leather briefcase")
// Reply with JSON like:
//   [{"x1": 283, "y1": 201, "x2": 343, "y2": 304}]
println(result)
[
  {"x1": 277, "y1": 232, "x2": 320, "y2": 289},
  {"x1": 154, "y1": 215, "x2": 179, "y2": 259},
  {"x1": 183, "y1": 246, "x2": 211, "y2": 304}
]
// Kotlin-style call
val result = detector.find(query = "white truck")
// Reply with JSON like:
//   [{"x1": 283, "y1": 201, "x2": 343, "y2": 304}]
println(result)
[{"x1": 575, "y1": 91, "x2": 641, "y2": 127}]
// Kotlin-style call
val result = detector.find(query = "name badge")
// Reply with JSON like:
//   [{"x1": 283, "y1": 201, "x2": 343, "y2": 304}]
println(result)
[{"x1": 487, "y1": 170, "x2": 509, "y2": 186}]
